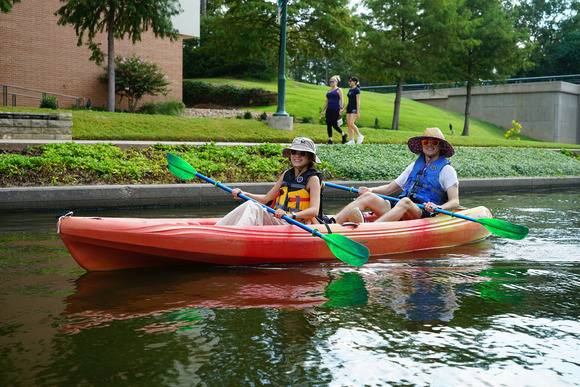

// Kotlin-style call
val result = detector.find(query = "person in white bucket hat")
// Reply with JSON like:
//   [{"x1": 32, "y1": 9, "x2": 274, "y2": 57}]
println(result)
[
  {"x1": 329, "y1": 127, "x2": 460, "y2": 223},
  {"x1": 216, "y1": 137, "x2": 325, "y2": 226}
]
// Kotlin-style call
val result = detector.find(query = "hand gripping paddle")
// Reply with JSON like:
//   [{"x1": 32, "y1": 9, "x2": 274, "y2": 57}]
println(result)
[{"x1": 324, "y1": 182, "x2": 529, "y2": 240}]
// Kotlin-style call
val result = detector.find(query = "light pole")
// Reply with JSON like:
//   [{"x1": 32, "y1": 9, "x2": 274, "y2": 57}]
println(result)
[{"x1": 273, "y1": 0, "x2": 288, "y2": 117}]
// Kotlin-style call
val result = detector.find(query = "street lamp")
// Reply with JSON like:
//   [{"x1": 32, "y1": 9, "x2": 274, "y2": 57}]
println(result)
[{"x1": 273, "y1": 0, "x2": 289, "y2": 117}]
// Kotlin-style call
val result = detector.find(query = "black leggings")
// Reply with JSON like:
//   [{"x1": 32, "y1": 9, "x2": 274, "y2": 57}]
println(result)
[{"x1": 325, "y1": 109, "x2": 344, "y2": 138}]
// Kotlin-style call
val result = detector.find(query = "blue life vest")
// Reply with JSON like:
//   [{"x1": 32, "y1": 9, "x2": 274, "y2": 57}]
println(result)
[{"x1": 399, "y1": 156, "x2": 450, "y2": 205}]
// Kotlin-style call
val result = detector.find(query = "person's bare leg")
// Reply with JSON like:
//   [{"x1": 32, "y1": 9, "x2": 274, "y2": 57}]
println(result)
[
  {"x1": 375, "y1": 197, "x2": 422, "y2": 222},
  {"x1": 346, "y1": 114, "x2": 355, "y2": 141},
  {"x1": 333, "y1": 192, "x2": 391, "y2": 223}
]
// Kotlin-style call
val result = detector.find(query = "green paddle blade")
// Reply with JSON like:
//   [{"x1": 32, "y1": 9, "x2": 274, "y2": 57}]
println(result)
[
  {"x1": 321, "y1": 233, "x2": 369, "y2": 267},
  {"x1": 478, "y1": 218, "x2": 529, "y2": 240},
  {"x1": 323, "y1": 272, "x2": 369, "y2": 306},
  {"x1": 167, "y1": 153, "x2": 197, "y2": 180}
]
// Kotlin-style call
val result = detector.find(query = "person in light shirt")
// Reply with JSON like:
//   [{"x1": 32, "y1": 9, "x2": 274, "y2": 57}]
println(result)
[{"x1": 331, "y1": 127, "x2": 459, "y2": 223}]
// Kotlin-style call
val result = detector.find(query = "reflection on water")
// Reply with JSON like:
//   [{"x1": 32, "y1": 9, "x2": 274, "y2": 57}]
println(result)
[{"x1": 1, "y1": 190, "x2": 579, "y2": 385}]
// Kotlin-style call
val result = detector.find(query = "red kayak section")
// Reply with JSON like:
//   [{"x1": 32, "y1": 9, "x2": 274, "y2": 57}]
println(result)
[{"x1": 57, "y1": 207, "x2": 492, "y2": 271}]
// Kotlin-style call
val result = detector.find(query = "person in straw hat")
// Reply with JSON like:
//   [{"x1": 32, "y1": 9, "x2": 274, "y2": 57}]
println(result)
[
  {"x1": 216, "y1": 137, "x2": 325, "y2": 226},
  {"x1": 329, "y1": 127, "x2": 459, "y2": 223}
]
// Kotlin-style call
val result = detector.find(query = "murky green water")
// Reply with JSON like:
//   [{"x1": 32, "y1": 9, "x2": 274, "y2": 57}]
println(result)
[{"x1": 1, "y1": 190, "x2": 579, "y2": 386}]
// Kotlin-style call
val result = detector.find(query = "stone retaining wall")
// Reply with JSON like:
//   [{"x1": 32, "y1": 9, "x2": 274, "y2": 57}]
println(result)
[
  {"x1": 0, "y1": 112, "x2": 72, "y2": 140},
  {"x1": 402, "y1": 81, "x2": 580, "y2": 145}
]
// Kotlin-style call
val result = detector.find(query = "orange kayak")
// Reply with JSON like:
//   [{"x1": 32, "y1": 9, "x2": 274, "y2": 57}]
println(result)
[{"x1": 57, "y1": 206, "x2": 492, "y2": 271}]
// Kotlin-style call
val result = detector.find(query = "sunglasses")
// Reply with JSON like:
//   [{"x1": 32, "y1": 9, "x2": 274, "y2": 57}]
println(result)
[
  {"x1": 290, "y1": 150, "x2": 309, "y2": 156},
  {"x1": 422, "y1": 139, "x2": 440, "y2": 146}
]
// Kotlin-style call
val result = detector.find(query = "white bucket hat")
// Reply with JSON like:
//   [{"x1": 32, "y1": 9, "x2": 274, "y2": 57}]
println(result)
[{"x1": 282, "y1": 137, "x2": 321, "y2": 164}]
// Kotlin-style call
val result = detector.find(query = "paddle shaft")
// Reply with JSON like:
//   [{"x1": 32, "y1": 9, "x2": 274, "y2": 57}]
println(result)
[
  {"x1": 194, "y1": 172, "x2": 325, "y2": 237},
  {"x1": 324, "y1": 182, "x2": 478, "y2": 223}
]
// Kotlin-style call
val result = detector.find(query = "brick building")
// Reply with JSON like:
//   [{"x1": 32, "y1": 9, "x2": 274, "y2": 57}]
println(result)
[{"x1": 0, "y1": 0, "x2": 199, "y2": 110}]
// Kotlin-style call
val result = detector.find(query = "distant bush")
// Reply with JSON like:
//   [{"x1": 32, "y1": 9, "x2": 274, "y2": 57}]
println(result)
[
  {"x1": 182, "y1": 80, "x2": 277, "y2": 108},
  {"x1": 40, "y1": 95, "x2": 58, "y2": 110},
  {"x1": 137, "y1": 100, "x2": 185, "y2": 116}
]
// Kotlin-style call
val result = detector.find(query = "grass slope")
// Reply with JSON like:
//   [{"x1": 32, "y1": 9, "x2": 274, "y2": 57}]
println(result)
[{"x1": 3, "y1": 78, "x2": 574, "y2": 149}]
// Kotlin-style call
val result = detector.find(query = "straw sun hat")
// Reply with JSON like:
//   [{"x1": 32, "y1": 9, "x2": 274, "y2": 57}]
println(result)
[
  {"x1": 282, "y1": 137, "x2": 321, "y2": 164},
  {"x1": 407, "y1": 127, "x2": 455, "y2": 158}
]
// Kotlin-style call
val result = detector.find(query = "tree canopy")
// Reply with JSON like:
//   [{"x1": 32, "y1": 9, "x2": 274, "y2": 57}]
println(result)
[
  {"x1": 0, "y1": 0, "x2": 20, "y2": 13},
  {"x1": 444, "y1": 0, "x2": 530, "y2": 136},
  {"x1": 359, "y1": 0, "x2": 465, "y2": 130},
  {"x1": 511, "y1": 0, "x2": 579, "y2": 76},
  {"x1": 183, "y1": 0, "x2": 360, "y2": 84}
]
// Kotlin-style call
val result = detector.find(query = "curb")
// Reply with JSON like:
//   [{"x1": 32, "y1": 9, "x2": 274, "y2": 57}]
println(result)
[{"x1": 1, "y1": 176, "x2": 579, "y2": 212}]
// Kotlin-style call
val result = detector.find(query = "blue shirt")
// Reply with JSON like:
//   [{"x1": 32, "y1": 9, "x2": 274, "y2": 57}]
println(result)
[
  {"x1": 347, "y1": 87, "x2": 360, "y2": 110},
  {"x1": 326, "y1": 88, "x2": 341, "y2": 110}
]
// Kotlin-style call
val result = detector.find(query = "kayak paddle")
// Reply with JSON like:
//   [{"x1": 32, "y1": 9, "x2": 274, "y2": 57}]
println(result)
[
  {"x1": 324, "y1": 182, "x2": 529, "y2": 240},
  {"x1": 166, "y1": 153, "x2": 369, "y2": 267}
]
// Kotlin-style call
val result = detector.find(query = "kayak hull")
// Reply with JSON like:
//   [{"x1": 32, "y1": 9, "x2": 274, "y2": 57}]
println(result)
[{"x1": 58, "y1": 206, "x2": 492, "y2": 271}]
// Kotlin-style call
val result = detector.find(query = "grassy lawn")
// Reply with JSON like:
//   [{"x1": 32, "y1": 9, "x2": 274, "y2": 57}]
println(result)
[{"x1": 2, "y1": 78, "x2": 575, "y2": 149}]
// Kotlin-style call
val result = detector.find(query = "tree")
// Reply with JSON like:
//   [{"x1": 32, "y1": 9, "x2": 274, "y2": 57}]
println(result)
[
  {"x1": 360, "y1": 0, "x2": 461, "y2": 130},
  {"x1": 288, "y1": 0, "x2": 361, "y2": 85},
  {"x1": 447, "y1": 0, "x2": 530, "y2": 136},
  {"x1": 553, "y1": 3, "x2": 580, "y2": 74},
  {"x1": 0, "y1": 0, "x2": 19, "y2": 13},
  {"x1": 183, "y1": 0, "x2": 359, "y2": 84},
  {"x1": 184, "y1": 0, "x2": 279, "y2": 80},
  {"x1": 511, "y1": 0, "x2": 571, "y2": 76},
  {"x1": 100, "y1": 54, "x2": 171, "y2": 113},
  {"x1": 55, "y1": 0, "x2": 181, "y2": 112}
]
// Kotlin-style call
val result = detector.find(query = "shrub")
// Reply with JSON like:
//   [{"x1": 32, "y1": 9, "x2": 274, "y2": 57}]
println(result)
[
  {"x1": 136, "y1": 102, "x2": 157, "y2": 115},
  {"x1": 182, "y1": 80, "x2": 277, "y2": 108},
  {"x1": 100, "y1": 54, "x2": 171, "y2": 113},
  {"x1": 302, "y1": 116, "x2": 313, "y2": 124},
  {"x1": 40, "y1": 95, "x2": 58, "y2": 109},
  {"x1": 560, "y1": 149, "x2": 579, "y2": 160},
  {"x1": 182, "y1": 80, "x2": 213, "y2": 107},
  {"x1": 244, "y1": 111, "x2": 253, "y2": 119},
  {"x1": 505, "y1": 120, "x2": 522, "y2": 140},
  {"x1": 260, "y1": 112, "x2": 268, "y2": 120},
  {"x1": 137, "y1": 100, "x2": 185, "y2": 116}
]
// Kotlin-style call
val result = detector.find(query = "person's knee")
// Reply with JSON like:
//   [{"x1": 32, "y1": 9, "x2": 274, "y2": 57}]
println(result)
[
  {"x1": 356, "y1": 192, "x2": 388, "y2": 212},
  {"x1": 397, "y1": 197, "x2": 415, "y2": 210},
  {"x1": 357, "y1": 192, "x2": 375, "y2": 205}
]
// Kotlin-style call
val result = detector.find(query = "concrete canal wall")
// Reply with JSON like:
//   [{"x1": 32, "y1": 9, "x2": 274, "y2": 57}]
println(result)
[{"x1": 1, "y1": 176, "x2": 579, "y2": 212}]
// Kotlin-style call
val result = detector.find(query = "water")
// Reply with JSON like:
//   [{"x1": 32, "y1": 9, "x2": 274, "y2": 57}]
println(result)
[{"x1": 1, "y1": 190, "x2": 579, "y2": 386}]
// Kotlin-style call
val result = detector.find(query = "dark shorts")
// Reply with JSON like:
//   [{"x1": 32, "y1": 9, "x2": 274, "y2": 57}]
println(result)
[
  {"x1": 386, "y1": 198, "x2": 437, "y2": 219},
  {"x1": 420, "y1": 209, "x2": 438, "y2": 218},
  {"x1": 346, "y1": 107, "x2": 357, "y2": 114}
]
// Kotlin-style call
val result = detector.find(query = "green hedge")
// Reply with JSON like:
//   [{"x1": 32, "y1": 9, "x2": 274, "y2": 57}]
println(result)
[
  {"x1": 2, "y1": 143, "x2": 580, "y2": 188},
  {"x1": 182, "y1": 80, "x2": 277, "y2": 108}
]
